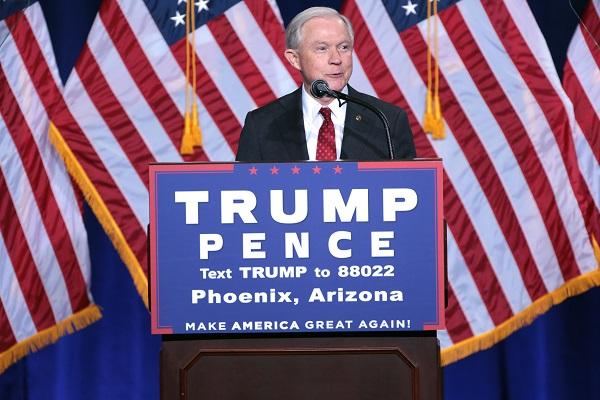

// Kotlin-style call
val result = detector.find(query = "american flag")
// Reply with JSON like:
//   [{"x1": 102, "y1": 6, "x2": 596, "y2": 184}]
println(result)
[
  {"x1": 48, "y1": 0, "x2": 598, "y2": 365},
  {"x1": 344, "y1": 0, "x2": 599, "y2": 363},
  {"x1": 50, "y1": 0, "x2": 301, "y2": 304},
  {"x1": 563, "y1": 0, "x2": 599, "y2": 226},
  {"x1": 0, "y1": 2, "x2": 99, "y2": 373}
]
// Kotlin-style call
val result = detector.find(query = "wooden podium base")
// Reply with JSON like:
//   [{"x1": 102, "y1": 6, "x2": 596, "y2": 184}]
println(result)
[{"x1": 161, "y1": 335, "x2": 441, "y2": 400}]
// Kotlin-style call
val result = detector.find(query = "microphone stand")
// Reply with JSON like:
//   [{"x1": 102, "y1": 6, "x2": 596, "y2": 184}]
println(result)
[
  {"x1": 329, "y1": 90, "x2": 395, "y2": 160},
  {"x1": 311, "y1": 80, "x2": 394, "y2": 160}
]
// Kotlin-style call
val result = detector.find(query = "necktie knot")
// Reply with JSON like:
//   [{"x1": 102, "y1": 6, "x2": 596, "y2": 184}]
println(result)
[{"x1": 319, "y1": 107, "x2": 332, "y2": 121}]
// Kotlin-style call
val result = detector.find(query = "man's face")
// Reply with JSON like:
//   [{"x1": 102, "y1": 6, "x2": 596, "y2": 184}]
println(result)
[{"x1": 285, "y1": 16, "x2": 353, "y2": 101}]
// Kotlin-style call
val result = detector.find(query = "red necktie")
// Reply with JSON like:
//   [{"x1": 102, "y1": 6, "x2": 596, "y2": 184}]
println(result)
[{"x1": 316, "y1": 107, "x2": 336, "y2": 161}]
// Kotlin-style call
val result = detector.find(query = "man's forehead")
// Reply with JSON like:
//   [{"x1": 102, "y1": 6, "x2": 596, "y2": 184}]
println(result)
[
  {"x1": 300, "y1": 16, "x2": 351, "y2": 41},
  {"x1": 302, "y1": 15, "x2": 346, "y2": 29}
]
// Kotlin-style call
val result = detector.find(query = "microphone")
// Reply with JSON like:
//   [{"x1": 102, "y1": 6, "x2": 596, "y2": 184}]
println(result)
[
  {"x1": 310, "y1": 79, "x2": 334, "y2": 98},
  {"x1": 310, "y1": 79, "x2": 395, "y2": 160}
]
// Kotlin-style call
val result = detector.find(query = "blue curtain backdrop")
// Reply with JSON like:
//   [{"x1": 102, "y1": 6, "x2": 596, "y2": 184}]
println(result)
[{"x1": 1, "y1": 0, "x2": 598, "y2": 399}]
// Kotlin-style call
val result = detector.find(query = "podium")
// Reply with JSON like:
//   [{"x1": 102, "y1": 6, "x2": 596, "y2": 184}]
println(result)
[
  {"x1": 161, "y1": 334, "x2": 440, "y2": 399},
  {"x1": 150, "y1": 161, "x2": 444, "y2": 400}
]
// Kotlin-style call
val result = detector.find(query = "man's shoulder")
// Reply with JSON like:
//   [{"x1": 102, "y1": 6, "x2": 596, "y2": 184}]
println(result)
[{"x1": 248, "y1": 87, "x2": 302, "y2": 118}]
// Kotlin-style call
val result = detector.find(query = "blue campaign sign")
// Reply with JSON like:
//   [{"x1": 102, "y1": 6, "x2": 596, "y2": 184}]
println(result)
[{"x1": 149, "y1": 160, "x2": 444, "y2": 334}]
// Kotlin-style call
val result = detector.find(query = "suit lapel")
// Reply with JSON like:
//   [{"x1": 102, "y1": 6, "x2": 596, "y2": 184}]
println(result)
[
  {"x1": 341, "y1": 86, "x2": 389, "y2": 160},
  {"x1": 264, "y1": 85, "x2": 388, "y2": 161},
  {"x1": 269, "y1": 88, "x2": 309, "y2": 161},
  {"x1": 341, "y1": 99, "x2": 364, "y2": 160}
]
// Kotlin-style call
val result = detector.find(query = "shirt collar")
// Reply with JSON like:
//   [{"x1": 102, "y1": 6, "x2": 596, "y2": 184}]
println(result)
[{"x1": 302, "y1": 84, "x2": 348, "y2": 121}]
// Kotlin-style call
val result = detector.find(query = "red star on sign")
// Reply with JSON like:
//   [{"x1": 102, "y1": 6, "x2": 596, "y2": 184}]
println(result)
[
  {"x1": 333, "y1": 165, "x2": 343, "y2": 174},
  {"x1": 270, "y1": 166, "x2": 279, "y2": 175},
  {"x1": 312, "y1": 166, "x2": 322, "y2": 174},
  {"x1": 249, "y1": 166, "x2": 258, "y2": 175},
  {"x1": 291, "y1": 166, "x2": 301, "y2": 175}
]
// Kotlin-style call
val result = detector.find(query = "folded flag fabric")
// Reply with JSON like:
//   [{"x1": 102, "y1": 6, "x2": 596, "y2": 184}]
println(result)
[{"x1": 0, "y1": 1, "x2": 100, "y2": 373}]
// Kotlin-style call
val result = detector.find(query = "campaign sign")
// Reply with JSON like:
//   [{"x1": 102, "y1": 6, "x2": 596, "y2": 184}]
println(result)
[{"x1": 149, "y1": 160, "x2": 444, "y2": 335}]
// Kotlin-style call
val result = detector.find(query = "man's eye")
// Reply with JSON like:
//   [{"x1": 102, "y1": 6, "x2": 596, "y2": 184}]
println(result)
[
  {"x1": 316, "y1": 46, "x2": 327, "y2": 52},
  {"x1": 339, "y1": 44, "x2": 350, "y2": 51}
]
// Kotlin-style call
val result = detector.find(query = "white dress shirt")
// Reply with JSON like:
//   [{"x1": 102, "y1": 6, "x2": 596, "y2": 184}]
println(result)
[{"x1": 302, "y1": 84, "x2": 348, "y2": 160}]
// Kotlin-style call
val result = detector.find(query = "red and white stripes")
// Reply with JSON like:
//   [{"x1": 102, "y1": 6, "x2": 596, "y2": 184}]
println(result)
[
  {"x1": 563, "y1": 0, "x2": 600, "y2": 224},
  {"x1": 47, "y1": 0, "x2": 598, "y2": 365},
  {"x1": 344, "y1": 0, "x2": 597, "y2": 360},
  {"x1": 0, "y1": 3, "x2": 97, "y2": 371},
  {"x1": 53, "y1": 0, "x2": 299, "y2": 294}
]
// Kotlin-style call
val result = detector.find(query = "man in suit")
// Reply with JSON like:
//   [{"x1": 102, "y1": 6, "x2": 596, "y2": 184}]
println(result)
[{"x1": 236, "y1": 6, "x2": 416, "y2": 162}]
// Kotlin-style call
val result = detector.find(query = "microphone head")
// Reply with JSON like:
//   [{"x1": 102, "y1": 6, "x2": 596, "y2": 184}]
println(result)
[{"x1": 310, "y1": 79, "x2": 330, "y2": 98}]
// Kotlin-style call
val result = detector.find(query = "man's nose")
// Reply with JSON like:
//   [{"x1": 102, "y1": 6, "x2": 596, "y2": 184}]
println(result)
[{"x1": 329, "y1": 49, "x2": 342, "y2": 64}]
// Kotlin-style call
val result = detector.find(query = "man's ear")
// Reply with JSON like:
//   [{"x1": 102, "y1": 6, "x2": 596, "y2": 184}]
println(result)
[{"x1": 284, "y1": 49, "x2": 301, "y2": 71}]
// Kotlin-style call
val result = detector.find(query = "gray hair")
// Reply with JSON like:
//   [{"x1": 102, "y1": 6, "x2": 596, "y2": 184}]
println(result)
[{"x1": 285, "y1": 7, "x2": 354, "y2": 49}]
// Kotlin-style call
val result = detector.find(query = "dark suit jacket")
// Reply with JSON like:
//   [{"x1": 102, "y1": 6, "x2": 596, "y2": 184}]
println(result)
[{"x1": 236, "y1": 86, "x2": 416, "y2": 161}]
